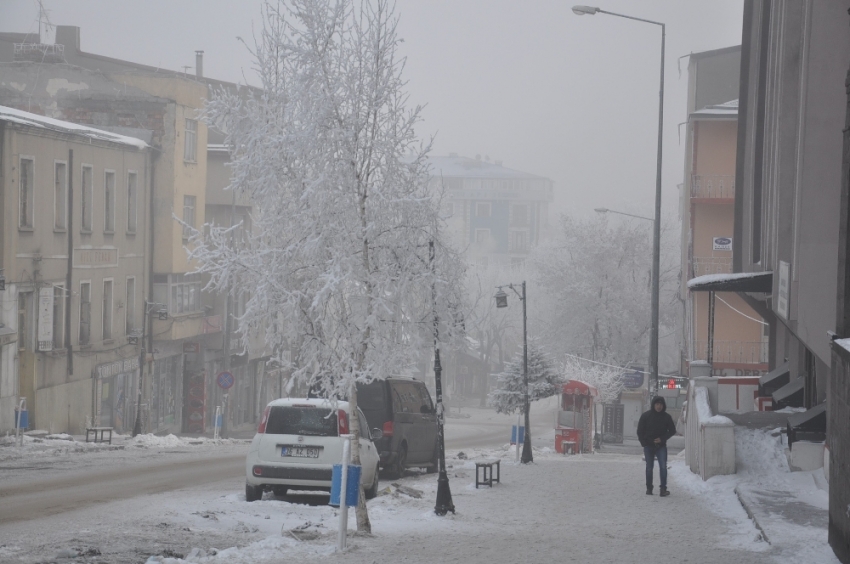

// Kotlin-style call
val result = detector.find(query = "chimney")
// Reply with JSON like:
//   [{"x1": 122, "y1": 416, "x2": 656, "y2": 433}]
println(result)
[
  {"x1": 195, "y1": 50, "x2": 204, "y2": 78},
  {"x1": 55, "y1": 26, "x2": 80, "y2": 52}
]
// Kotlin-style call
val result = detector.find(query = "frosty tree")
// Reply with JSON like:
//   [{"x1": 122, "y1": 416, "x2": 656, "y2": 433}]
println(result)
[
  {"x1": 532, "y1": 214, "x2": 679, "y2": 369},
  {"x1": 193, "y1": 0, "x2": 465, "y2": 532},
  {"x1": 561, "y1": 356, "x2": 625, "y2": 405},
  {"x1": 489, "y1": 342, "x2": 561, "y2": 414}
]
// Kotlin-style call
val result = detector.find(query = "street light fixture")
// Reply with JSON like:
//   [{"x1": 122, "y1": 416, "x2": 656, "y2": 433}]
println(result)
[
  {"x1": 594, "y1": 207, "x2": 654, "y2": 223},
  {"x1": 574, "y1": 5, "x2": 665, "y2": 398},
  {"x1": 494, "y1": 281, "x2": 532, "y2": 464}
]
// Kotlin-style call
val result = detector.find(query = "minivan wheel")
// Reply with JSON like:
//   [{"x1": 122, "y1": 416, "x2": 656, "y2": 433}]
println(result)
[
  {"x1": 245, "y1": 483, "x2": 263, "y2": 502},
  {"x1": 390, "y1": 445, "x2": 407, "y2": 479},
  {"x1": 365, "y1": 468, "x2": 380, "y2": 500}
]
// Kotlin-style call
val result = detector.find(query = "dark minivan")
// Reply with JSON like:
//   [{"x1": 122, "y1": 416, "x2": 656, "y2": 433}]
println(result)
[{"x1": 357, "y1": 378, "x2": 438, "y2": 478}]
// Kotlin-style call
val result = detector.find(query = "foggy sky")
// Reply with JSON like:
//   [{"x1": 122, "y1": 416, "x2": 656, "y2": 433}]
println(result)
[{"x1": 0, "y1": 0, "x2": 744, "y2": 219}]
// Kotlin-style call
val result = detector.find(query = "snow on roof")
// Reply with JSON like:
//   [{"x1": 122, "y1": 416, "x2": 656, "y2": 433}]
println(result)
[
  {"x1": 834, "y1": 337, "x2": 850, "y2": 355},
  {"x1": 687, "y1": 270, "x2": 772, "y2": 291},
  {"x1": 691, "y1": 99, "x2": 738, "y2": 119},
  {"x1": 426, "y1": 155, "x2": 549, "y2": 181},
  {"x1": 0, "y1": 105, "x2": 149, "y2": 149}
]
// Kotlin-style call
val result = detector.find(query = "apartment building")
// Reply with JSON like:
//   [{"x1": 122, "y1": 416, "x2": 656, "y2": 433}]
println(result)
[
  {"x1": 0, "y1": 106, "x2": 150, "y2": 434},
  {"x1": 427, "y1": 154, "x2": 553, "y2": 270},
  {"x1": 680, "y1": 46, "x2": 768, "y2": 379},
  {"x1": 0, "y1": 25, "x2": 266, "y2": 435}
]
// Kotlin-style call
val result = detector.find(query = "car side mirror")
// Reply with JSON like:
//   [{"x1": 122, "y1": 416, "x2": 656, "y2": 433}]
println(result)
[{"x1": 370, "y1": 428, "x2": 383, "y2": 440}]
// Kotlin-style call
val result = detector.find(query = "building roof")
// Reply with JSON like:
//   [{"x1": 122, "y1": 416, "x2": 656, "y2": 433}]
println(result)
[
  {"x1": 426, "y1": 155, "x2": 549, "y2": 181},
  {"x1": 0, "y1": 104, "x2": 148, "y2": 149},
  {"x1": 686, "y1": 45, "x2": 742, "y2": 61},
  {"x1": 691, "y1": 99, "x2": 739, "y2": 120}
]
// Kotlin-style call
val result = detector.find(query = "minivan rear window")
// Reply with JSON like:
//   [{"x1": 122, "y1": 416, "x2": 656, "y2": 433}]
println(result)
[
  {"x1": 357, "y1": 381, "x2": 386, "y2": 411},
  {"x1": 266, "y1": 406, "x2": 338, "y2": 436}
]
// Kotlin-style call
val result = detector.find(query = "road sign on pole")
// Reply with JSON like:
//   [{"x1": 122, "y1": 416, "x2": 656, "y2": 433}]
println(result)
[{"x1": 216, "y1": 371, "x2": 234, "y2": 390}]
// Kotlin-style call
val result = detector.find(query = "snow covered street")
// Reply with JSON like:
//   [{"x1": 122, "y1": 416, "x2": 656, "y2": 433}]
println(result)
[{"x1": 0, "y1": 408, "x2": 831, "y2": 564}]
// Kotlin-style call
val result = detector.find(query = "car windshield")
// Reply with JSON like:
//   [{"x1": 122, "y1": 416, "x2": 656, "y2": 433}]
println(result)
[{"x1": 266, "y1": 406, "x2": 338, "y2": 436}]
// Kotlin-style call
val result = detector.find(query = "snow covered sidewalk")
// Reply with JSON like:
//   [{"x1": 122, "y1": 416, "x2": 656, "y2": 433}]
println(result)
[{"x1": 670, "y1": 427, "x2": 835, "y2": 564}]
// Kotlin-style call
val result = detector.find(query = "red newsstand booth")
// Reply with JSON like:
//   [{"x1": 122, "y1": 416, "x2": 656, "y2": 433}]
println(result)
[{"x1": 556, "y1": 380, "x2": 598, "y2": 454}]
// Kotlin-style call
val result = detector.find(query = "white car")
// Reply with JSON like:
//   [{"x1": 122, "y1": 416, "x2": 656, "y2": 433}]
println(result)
[{"x1": 245, "y1": 398, "x2": 381, "y2": 502}]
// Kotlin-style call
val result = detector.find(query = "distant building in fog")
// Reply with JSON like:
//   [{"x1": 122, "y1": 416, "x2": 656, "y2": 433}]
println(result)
[{"x1": 427, "y1": 154, "x2": 553, "y2": 269}]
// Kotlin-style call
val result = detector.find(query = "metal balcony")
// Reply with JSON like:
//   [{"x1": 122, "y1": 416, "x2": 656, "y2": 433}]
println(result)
[
  {"x1": 691, "y1": 175, "x2": 735, "y2": 200},
  {"x1": 692, "y1": 340, "x2": 768, "y2": 365},
  {"x1": 692, "y1": 256, "x2": 732, "y2": 277}
]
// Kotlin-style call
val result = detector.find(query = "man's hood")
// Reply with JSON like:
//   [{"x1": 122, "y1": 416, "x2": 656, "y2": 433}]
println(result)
[{"x1": 651, "y1": 396, "x2": 667, "y2": 411}]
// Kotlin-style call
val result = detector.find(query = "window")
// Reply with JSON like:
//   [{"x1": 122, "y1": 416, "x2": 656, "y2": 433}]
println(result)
[
  {"x1": 155, "y1": 273, "x2": 202, "y2": 315},
  {"x1": 17, "y1": 293, "x2": 29, "y2": 351},
  {"x1": 102, "y1": 280, "x2": 113, "y2": 340},
  {"x1": 444, "y1": 202, "x2": 454, "y2": 217},
  {"x1": 126, "y1": 277, "x2": 136, "y2": 336},
  {"x1": 79, "y1": 281, "x2": 91, "y2": 345},
  {"x1": 475, "y1": 228, "x2": 490, "y2": 244},
  {"x1": 81, "y1": 166, "x2": 93, "y2": 232},
  {"x1": 475, "y1": 202, "x2": 491, "y2": 218},
  {"x1": 184, "y1": 118, "x2": 198, "y2": 162},
  {"x1": 127, "y1": 172, "x2": 137, "y2": 233},
  {"x1": 104, "y1": 171, "x2": 115, "y2": 233},
  {"x1": 510, "y1": 230, "x2": 528, "y2": 252},
  {"x1": 53, "y1": 285, "x2": 65, "y2": 349},
  {"x1": 55, "y1": 162, "x2": 67, "y2": 230},
  {"x1": 183, "y1": 195, "x2": 196, "y2": 240},
  {"x1": 19, "y1": 157, "x2": 34, "y2": 228},
  {"x1": 511, "y1": 204, "x2": 528, "y2": 227}
]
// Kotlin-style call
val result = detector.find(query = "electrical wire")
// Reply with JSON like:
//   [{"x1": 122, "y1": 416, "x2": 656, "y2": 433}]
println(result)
[
  {"x1": 715, "y1": 295, "x2": 768, "y2": 325},
  {"x1": 563, "y1": 352, "x2": 682, "y2": 379}
]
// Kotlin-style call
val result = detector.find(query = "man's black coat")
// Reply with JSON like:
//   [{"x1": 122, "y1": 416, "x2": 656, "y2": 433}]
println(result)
[{"x1": 636, "y1": 396, "x2": 677, "y2": 448}]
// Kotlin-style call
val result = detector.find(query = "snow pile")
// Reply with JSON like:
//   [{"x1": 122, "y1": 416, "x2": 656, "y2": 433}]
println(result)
[
  {"x1": 694, "y1": 387, "x2": 733, "y2": 426},
  {"x1": 671, "y1": 427, "x2": 834, "y2": 563}
]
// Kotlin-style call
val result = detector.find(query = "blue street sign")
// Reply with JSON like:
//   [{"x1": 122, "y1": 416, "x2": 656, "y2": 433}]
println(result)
[{"x1": 217, "y1": 371, "x2": 234, "y2": 390}]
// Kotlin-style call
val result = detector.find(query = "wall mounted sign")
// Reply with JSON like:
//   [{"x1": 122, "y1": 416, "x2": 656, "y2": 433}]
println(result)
[
  {"x1": 777, "y1": 261, "x2": 790, "y2": 319},
  {"x1": 712, "y1": 237, "x2": 733, "y2": 251}
]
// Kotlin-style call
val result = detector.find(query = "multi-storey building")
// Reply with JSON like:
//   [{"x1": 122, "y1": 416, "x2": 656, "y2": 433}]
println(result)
[
  {"x1": 0, "y1": 25, "x2": 266, "y2": 435},
  {"x1": 680, "y1": 46, "x2": 768, "y2": 379},
  {"x1": 0, "y1": 106, "x2": 150, "y2": 434},
  {"x1": 427, "y1": 154, "x2": 553, "y2": 270}
]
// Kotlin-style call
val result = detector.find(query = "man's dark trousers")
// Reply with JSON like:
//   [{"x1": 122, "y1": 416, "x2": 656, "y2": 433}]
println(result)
[{"x1": 644, "y1": 445, "x2": 668, "y2": 489}]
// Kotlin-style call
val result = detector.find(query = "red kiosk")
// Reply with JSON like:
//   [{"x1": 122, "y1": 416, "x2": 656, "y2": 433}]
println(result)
[{"x1": 556, "y1": 380, "x2": 598, "y2": 454}]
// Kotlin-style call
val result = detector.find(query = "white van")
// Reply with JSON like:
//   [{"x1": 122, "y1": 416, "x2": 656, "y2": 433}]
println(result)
[{"x1": 245, "y1": 398, "x2": 381, "y2": 502}]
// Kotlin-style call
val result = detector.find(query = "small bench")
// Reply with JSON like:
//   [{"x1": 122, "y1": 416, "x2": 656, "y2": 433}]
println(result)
[
  {"x1": 86, "y1": 427, "x2": 113, "y2": 444},
  {"x1": 474, "y1": 459, "x2": 501, "y2": 488}
]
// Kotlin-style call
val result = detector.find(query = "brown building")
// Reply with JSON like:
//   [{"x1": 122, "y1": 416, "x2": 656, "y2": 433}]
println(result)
[{"x1": 680, "y1": 46, "x2": 768, "y2": 381}]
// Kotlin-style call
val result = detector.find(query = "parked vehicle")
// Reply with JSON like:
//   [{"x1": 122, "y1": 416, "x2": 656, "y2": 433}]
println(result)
[
  {"x1": 245, "y1": 398, "x2": 381, "y2": 502},
  {"x1": 356, "y1": 378, "x2": 438, "y2": 478}
]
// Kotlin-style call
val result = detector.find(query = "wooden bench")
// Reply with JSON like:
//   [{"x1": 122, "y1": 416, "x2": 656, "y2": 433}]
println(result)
[
  {"x1": 86, "y1": 427, "x2": 113, "y2": 444},
  {"x1": 475, "y1": 459, "x2": 501, "y2": 488}
]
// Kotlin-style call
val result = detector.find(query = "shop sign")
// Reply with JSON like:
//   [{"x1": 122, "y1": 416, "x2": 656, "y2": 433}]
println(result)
[
  {"x1": 622, "y1": 369, "x2": 644, "y2": 389},
  {"x1": 712, "y1": 237, "x2": 732, "y2": 251},
  {"x1": 96, "y1": 357, "x2": 140, "y2": 379},
  {"x1": 777, "y1": 261, "x2": 790, "y2": 319},
  {"x1": 37, "y1": 287, "x2": 53, "y2": 351}
]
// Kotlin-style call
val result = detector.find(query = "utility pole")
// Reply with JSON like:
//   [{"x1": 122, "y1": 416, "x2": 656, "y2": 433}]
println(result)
[{"x1": 431, "y1": 241, "x2": 454, "y2": 516}]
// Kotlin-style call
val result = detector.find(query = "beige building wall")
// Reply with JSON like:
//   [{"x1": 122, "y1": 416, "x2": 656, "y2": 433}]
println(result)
[{"x1": 0, "y1": 121, "x2": 149, "y2": 433}]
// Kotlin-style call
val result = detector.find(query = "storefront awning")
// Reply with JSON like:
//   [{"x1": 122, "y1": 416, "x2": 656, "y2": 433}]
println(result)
[
  {"x1": 772, "y1": 378, "x2": 804, "y2": 406},
  {"x1": 562, "y1": 380, "x2": 598, "y2": 397},
  {"x1": 759, "y1": 361, "x2": 789, "y2": 389},
  {"x1": 687, "y1": 271, "x2": 773, "y2": 293}
]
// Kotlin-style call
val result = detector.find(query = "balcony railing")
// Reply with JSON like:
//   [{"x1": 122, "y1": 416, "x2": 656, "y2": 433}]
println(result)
[
  {"x1": 692, "y1": 256, "x2": 732, "y2": 278},
  {"x1": 691, "y1": 175, "x2": 735, "y2": 199},
  {"x1": 692, "y1": 340, "x2": 768, "y2": 365}
]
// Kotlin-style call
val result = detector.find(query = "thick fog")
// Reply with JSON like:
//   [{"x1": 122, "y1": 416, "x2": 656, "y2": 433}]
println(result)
[{"x1": 1, "y1": 0, "x2": 743, "y2": 218}]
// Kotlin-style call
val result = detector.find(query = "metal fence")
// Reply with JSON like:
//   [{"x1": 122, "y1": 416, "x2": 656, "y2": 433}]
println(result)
[
  {"x1": 692, "y1": 340, "x2": 768, "y2": 365},
  {"x1": 691, "y1": 175, "x2": 735, "y2": 199}
]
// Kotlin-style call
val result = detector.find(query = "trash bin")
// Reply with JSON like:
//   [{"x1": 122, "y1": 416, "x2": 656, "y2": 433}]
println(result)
[
  {"x1": 329, "y1": 464, "x2": 361, "y2": 507},
  {"x1": 14, "y1": 408, "x2": 28, "y2": 430}
]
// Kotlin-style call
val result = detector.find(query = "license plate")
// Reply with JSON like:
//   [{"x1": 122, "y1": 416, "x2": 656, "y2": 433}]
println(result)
[{"x1": 280, "y1": 446, "x2": 320, "y2": 458}]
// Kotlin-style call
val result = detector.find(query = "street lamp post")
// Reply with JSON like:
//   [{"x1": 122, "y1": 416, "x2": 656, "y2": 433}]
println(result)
[
  {"x1": 575, "y1": 5, "x2": 665, "y2": 397},
  {"x1": 132, "y1": 301, "x2": 167, "y2": 437},
  {"x1": 430, "y1": 241, "x2": 454, "y2": 515},
  {"x1": 495, "y1": 281, "x2": 532, "y2": 464}
]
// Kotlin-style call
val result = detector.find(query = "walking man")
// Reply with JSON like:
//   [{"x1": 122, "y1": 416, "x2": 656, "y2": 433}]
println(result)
[{"x1": 637, "y1": 396, "x2": 677, "y2": 497}]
